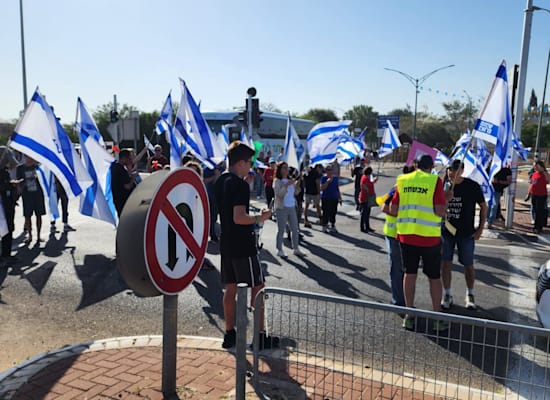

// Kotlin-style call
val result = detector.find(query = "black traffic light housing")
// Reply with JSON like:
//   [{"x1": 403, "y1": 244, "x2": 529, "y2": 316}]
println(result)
[
  {"x1": 238, "y1": 110, "x2": 247, "y2": 127},
  {"x1": 110, "y1": 110, "x2": 119, "y2": 123},
  {"x1": 251, "y1": 98, "x2": 263, "y2": 129}
]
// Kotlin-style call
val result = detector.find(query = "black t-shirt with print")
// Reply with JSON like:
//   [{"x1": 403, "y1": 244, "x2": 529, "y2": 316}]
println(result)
[
  {"x1": 304, "y1": 169, "x2": 320, "y2": 195},
  {"x1": 444, "y1": 178, "x2": 485, "y2": 237},
  {"x1": 215, "y1": 171, "x2": 256, "y2": 258}
]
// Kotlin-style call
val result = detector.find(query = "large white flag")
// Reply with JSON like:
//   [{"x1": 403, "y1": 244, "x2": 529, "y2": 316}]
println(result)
[
  {"x1": 76, "y1": 98, "x2": 118, "y2": 227},
  {"x1": 463, "y1": 150, "x2": 494, "y2": 206},
  {"x1": 307, "y1": 120, "x2": 352, "y2": 165},
  {"x1": 378, "y1": 119, "x2": 401, "y2": 158},
  {"x1": 174, "y1": 80, "x2": 225, "y2": 169},
  {"x1": 283, "y1": 115, "x2": 305, "y2": 170},
  {"x1": 11, "y1": 89, "x2": 92, "y2": 198}
]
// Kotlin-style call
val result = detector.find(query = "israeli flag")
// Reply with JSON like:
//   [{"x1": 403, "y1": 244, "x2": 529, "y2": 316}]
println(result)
[
  {"x1": 435, "y1": 150, "x2": 451, "y2": 166},
  {"x1": 11, "y1": 89, "x2": 92, "y2": 198},
  {"x1": 156, "y1": 92, "x2": 173, "y2": 139},
  {"x1": 283, "y1": 115, "x2": 305, "y2": 170},
  {"x1": 307, "y1": 120, "x2": 352, "y2": 165},
  {"x1": 476, "y1": 137, "x2": 492, "y2": 170},
  {"x1": 36, "y1": 165, "x2": 59, "y2": 222},
  {"x1": 451, "y1": 131, "x2": 472, "y2": 156},
  {"x1": 217, "y1": 124, "x2": 230, "y2": 157},
  {"x1": 240, "y1": 128, "x2": 254, "y2": 150},
  {"x1": 336, "y1": 135, "x2": 365, "y2": 164},
  {"x1": 512, "y1": 131, "x2": 530, "y2": 161},
  {"x1": 76, "y1": 98, "x2": 118, "y2": 227},
  {"x1": 482, "y1": 62, "x2": 513, "y2": 186},
  {"x1": 472, "y1": 61, "x2": 512, "y2": 146},
  {"x1": 143, "y1": 134, "x2": 155, "y2": 153},
  {"x1": 174, "y1": 79, "x2": 225, "y2": 169},
  {"x1": 378, "y1": 119, "x2": 401, "y2": 158},
  {"x1": 463, "y1": 150, "x2": 494, "y2": 206}
]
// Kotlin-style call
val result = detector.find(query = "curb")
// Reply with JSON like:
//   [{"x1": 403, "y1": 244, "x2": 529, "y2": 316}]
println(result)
[{"x1": 0, "y1": 335, "x2": 222, "y2": 399}]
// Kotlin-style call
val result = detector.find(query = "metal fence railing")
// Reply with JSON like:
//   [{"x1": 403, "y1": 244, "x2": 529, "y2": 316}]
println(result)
[{"x1": 251, "y1": 287, "x2": 550, "y2": 400}]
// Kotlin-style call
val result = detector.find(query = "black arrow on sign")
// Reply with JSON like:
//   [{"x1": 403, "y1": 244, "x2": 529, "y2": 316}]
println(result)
[{"x1": 166, "y1": 202, "x2": 193, "y2": 271}]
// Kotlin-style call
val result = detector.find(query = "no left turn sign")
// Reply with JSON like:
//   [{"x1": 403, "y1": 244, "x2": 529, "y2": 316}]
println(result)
[{"x1": 144, "y1": 168, "x2": 209, "y2": 295}]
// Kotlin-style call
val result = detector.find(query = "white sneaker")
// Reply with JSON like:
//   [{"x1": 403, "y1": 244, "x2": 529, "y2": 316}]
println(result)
[
  {"x1": 465, "y1": 294, "x2": 477, "y2": 310},
  {"x1": 293, "y1": 249, "x2": 305, "y2": 257},
  {"x1": 330, "y1": 225, "x2": 338, "y2": 233},
  {"x1": 441, "y1": 294, "x2": 453, "y2": 310},
  {"x1": 276, "y1": 249, "x2": 287, "y2": 257}
]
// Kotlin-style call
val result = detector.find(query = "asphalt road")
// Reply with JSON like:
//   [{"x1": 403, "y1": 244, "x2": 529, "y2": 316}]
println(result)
[{"x1": 1, "y1": 164, "x2": 549, "y2": 396}]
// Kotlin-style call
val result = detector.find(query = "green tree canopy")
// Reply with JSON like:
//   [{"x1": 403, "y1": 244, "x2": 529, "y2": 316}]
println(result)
[
  {"x1": 342, "y1": 105, "x2": 378, "y2": 144},
  {"x1": 300, "y1": 108, "x2": 338, "y2": 123}
]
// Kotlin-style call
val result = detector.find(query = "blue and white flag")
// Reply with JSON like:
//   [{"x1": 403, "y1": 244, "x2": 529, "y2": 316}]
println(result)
[
  {"x1": 283, "y1": 115, "x2": 305, "y2": 170},
  {"x1": 451, "y1": 131, "x2": 472, "y2": 156},
  {"x1": 435, "y1": 150, "x2": 451, "y2": 166},
  {"x1": 473, "y1": 61, "x2": 512, "y2": 146},
  {"x1": 462, "y1": 150, "x2": 494, "y2": 206},
  {"x1": 476, "y1": 137, "x2": 492, "y2": 170},
  {"x1": 174, "y1": 80, "x2": 225, "y2": 169},
  {"x1": 481, "y1": 61, "x2": 514, "y2": 186},
  {"x1": 336, "y1": 135, "x2": 365, "y2": 164},
  {"x1": 217, "y1": 124, "x2": 230, "y2": 157},
  {"x1": 512, "y1": 131, "x2": 530, "y2": 161},
  {"x1": 36, "y1": 165, "x2": 59, "y2": 222},
  {"x1": 76, "y1": 98, "x2": 118, "y2": 227},
  {"x1": 240, "y1": 128, "x2": 254, "y2": 150},
  {"x1": 11, "y1": 89, "x2": 92, "y2": 198},
  {"x1": 156, "y1": 92, "x2": 173, "y2": 139},
  {"x1": 143, "y1": 134, "x2": 155, "y2": 153},
  {"x1": 378, "y1": 119, "x2": 401, "y2": 158},
  {"x1": 307, "y1": 120, "x2": 352, "y2": 165}
]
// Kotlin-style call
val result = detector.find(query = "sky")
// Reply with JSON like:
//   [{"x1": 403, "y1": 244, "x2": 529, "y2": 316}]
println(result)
[{"x1": 0, "y1": 0, "x2": 549, "y2": 124}]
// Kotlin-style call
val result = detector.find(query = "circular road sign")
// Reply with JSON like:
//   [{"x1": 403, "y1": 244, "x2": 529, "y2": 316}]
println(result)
[{"x1": 144, "y1": 168, "x2": 210, "y2": 295}]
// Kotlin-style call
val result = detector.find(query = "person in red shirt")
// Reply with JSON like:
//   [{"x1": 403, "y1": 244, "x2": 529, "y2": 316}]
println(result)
[
  {"x1": 263, "y1": 157, "x2": 276, "y2": 208},
  {"x1": 529, "y1": 160, "x2": 549, "y2": 233},
  {"x1": 358, "y1": 167, "x2": 378, "y2": 233}
]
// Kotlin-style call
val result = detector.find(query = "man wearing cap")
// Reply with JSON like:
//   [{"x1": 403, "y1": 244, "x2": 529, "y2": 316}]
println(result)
[
  {"x1": 441, "y1": 159, "x2": 487, "y2": 310},
  {"x1": 389, "y1": 155, "x2": 448, "y2": 331},
  {"x1": 146, "y1": 144, "x2": 169, "y2": 172}
]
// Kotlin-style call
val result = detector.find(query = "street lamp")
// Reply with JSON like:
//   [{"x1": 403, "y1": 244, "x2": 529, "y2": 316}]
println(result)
[
  {"x1": 535, "y1": 47, "x2": 550, "y2": 160},
  {"x1": 384, "y1": 64, "x2": 455, "y2": 140},
  {"x1": 19, "y1": 0, "x2": 28, "y2": 109}
]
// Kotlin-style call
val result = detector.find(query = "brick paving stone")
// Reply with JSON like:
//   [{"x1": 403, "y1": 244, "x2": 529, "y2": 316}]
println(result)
[
  {"x1": 55, "y1": 388, "x2": 85, "y2": 400},
  {"x1": 116, "y1": 371, "x2": 143, "y2": 384},
  {"x1": 91, "y1": 375, "x2": 120, "y2": 386},
  {"x1": 100, "y1": 380, "x2": 133, "y2": 397},
  {"x1": 66, "y1": 378, "x2": 96, "y2": 391}
]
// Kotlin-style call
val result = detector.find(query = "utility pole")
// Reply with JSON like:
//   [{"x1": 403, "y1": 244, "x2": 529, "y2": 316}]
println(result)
[{"x1": 19, "y1": 0, "x2": 28, "y2": 109}]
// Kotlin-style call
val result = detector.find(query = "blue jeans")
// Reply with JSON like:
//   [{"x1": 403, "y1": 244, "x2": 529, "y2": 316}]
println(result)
[
  {"x1": 488, "y1": 191, "x2": 503, "y2": 224},
  {"x1": 385, "y1": 236, "x2": 405, "y2": 306}
]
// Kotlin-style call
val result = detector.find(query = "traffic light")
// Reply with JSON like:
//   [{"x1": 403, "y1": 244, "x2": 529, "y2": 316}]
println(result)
[
  {"x1": 238, "y1": 110, "x2": 247, "y2": 127},
  {"x1": 251, "y1": 98, "x2": 263, "y2": 129},
  {"x1": 110, "y1": 110, "x2": 119, "y2": 123}
]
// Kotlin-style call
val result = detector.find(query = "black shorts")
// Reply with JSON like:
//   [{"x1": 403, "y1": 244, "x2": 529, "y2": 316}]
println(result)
[
  {"x1": 400, "y1": 242, "x2": 441, "y2": 279},
  {"x1": 221, "y1": 255, "x2": 264, "y2": 287},
  {"x1": 22, "y1": 192, "x2": 46, "y2": 218}
]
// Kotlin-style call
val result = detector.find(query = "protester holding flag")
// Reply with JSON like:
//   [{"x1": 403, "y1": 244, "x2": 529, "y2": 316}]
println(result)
[
  {"x1": 146, "y1": 145, "x2": 168, "y2": 172},
  {"x1": 320, "y1": 164, "x2": 342, "y2": 233},
  {"x1": 0, "y1": 147, "x2": 18, "y2": 264},
  {"x1": 110, "y1": 149, "x2": 138, "y2": 217},
  {"x1": 441, "y1": 160, "x2": 487, "y2": 311},
  {"x1": 273, "y1": 162, "x2": 304, "y2": 257},
  {"x1": 529, "y1": 161, "x2": 549, "y2": 234},
  {"x1": 16, "y1": 157, "x2": 46, "y2": 244},
  {"x1": 358, "y1": 167, "x2": 378, "y2": 233}
]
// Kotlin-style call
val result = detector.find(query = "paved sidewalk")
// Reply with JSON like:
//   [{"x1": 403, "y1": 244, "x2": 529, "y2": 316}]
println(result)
[{"x1": 0, "y1": 335, "x2": 504, "y2": 400}]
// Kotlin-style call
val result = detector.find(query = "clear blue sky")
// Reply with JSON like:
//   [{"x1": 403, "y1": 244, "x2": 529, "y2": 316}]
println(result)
[{"x1": 1, "y1": 0, "x2": 549, "y2": 123}]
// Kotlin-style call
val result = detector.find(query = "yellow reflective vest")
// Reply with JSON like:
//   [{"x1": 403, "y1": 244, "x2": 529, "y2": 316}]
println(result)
[
  {"x1": 383, "y1": 215, "x2": 397, "y2": 238},
  {"x1": 396, "y1": 170, "x2": 441, "y2": 238}
]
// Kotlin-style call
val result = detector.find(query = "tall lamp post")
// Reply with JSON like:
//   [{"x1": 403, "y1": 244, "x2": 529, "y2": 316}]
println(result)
[
  {"x1": 19, "y1": 0, "x2": 28, "y2": 109},
  {"x1": 384, "y1": 64, "x2": 455, "y2": 140},
  {"x1": 534, "y1": 48, "x2": 550, "y2": 160}
]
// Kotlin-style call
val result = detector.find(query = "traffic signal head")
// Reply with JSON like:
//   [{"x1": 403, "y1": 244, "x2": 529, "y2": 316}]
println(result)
[
  {"x1": 251, "y1": 98, "x2": 263, "y2": 129},
  {"x1": 110, "y1": 110, "x2": 119, "y2": 123},
  {"x1": 238, "y1": 110, "x2": 247, "y2": 127}
]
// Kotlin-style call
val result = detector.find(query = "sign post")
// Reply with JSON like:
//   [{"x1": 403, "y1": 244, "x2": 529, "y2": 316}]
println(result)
[{"x1": 142, "y1": 168, "x2": 209, "y2": 398}]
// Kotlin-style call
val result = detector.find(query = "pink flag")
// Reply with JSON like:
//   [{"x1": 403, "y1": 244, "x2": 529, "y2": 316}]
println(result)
[{"x1": 406, "y1": 140, "x2": 438, "y2": 166}]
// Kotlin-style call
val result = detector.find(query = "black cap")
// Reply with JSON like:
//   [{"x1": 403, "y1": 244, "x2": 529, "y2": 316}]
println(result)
[
  {"x1": 417, "y1": 154, "x2": 434, "y2": 170},
  {"x1": 449, "y1": 159, "x2": 464, "y2": 170}
]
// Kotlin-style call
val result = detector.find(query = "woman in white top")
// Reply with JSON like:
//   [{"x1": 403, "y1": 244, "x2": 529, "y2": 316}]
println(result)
[{"x1": 273, "y1": 162, "x2": 304, "y2": 257}]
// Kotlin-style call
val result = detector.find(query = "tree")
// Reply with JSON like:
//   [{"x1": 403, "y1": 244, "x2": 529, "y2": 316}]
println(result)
[
  {"x1": 416, "y1": 120, "x2": 453, "y2": 150},
  {"x1": 342, "y1": 105, "x2": 378, "y2": 144},
  {"x1": 529, "y1": 89, "x2": 538, "y2": 111},
  {"x1": 441, "y1": 100, "x2": 474, "y2": 142},
  {"x1": 300, "y1": 108, "x2": 338, "y2": 123},
  {"x1": 261, "y1": 102, "x2": 282, "y2": 113}
]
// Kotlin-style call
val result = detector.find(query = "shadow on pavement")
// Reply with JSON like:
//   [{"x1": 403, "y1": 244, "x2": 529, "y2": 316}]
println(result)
[{"x1": 192, "y1": 266, "x2": 224, "y2": 334}]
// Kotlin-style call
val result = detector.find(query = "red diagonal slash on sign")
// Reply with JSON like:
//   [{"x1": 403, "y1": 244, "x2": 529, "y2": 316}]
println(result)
[{"x1": 160, "y1": 201, "x2": 201, "y2": 261}]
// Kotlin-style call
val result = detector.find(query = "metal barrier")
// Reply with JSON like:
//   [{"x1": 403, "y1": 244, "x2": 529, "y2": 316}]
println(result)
[{"x1": 252, "y1": 287, "x2": 550, "y2": 400}]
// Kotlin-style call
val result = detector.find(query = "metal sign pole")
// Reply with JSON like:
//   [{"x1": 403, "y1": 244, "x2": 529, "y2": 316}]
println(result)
[
  {"x1": 162, "y1": 294, "x2": 178, "y2": 398},
  {"x1": 235, "y1": 283, "x2": 248, "y2": 400}
]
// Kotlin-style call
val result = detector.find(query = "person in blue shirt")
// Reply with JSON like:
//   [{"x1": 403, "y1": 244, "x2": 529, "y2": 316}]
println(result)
[{"x1": 320, "y1": 163, "x2": 342, "y2": 233}]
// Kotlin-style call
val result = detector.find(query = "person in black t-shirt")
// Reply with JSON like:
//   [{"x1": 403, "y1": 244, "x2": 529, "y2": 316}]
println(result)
[
  {"x1": 487, "y1": 167, "x2": 511, "y2": 227},
  {"x1": 214, "y1": 141, "x2": 277, "y2": 350},
  {"x1": 441, "y1": 160, "x2": 487, "y2": 311},
  {"x1": 303, "y1": 164, "x2": 322, "y2": 227},
  {"x1": 351, "y1": 162, "x2": 363, "y2": 210},
  {"x1": 110, "y1": 149, "x2": 137, "y2": 217},
  {"x1": 16, "y1": 157, "x2": 46, "y2": 244}
]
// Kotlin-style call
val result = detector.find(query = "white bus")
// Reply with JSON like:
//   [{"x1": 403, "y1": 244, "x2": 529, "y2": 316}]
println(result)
[{"x1": 203, "y1": 111, "x2": 314, "y2": 155}]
